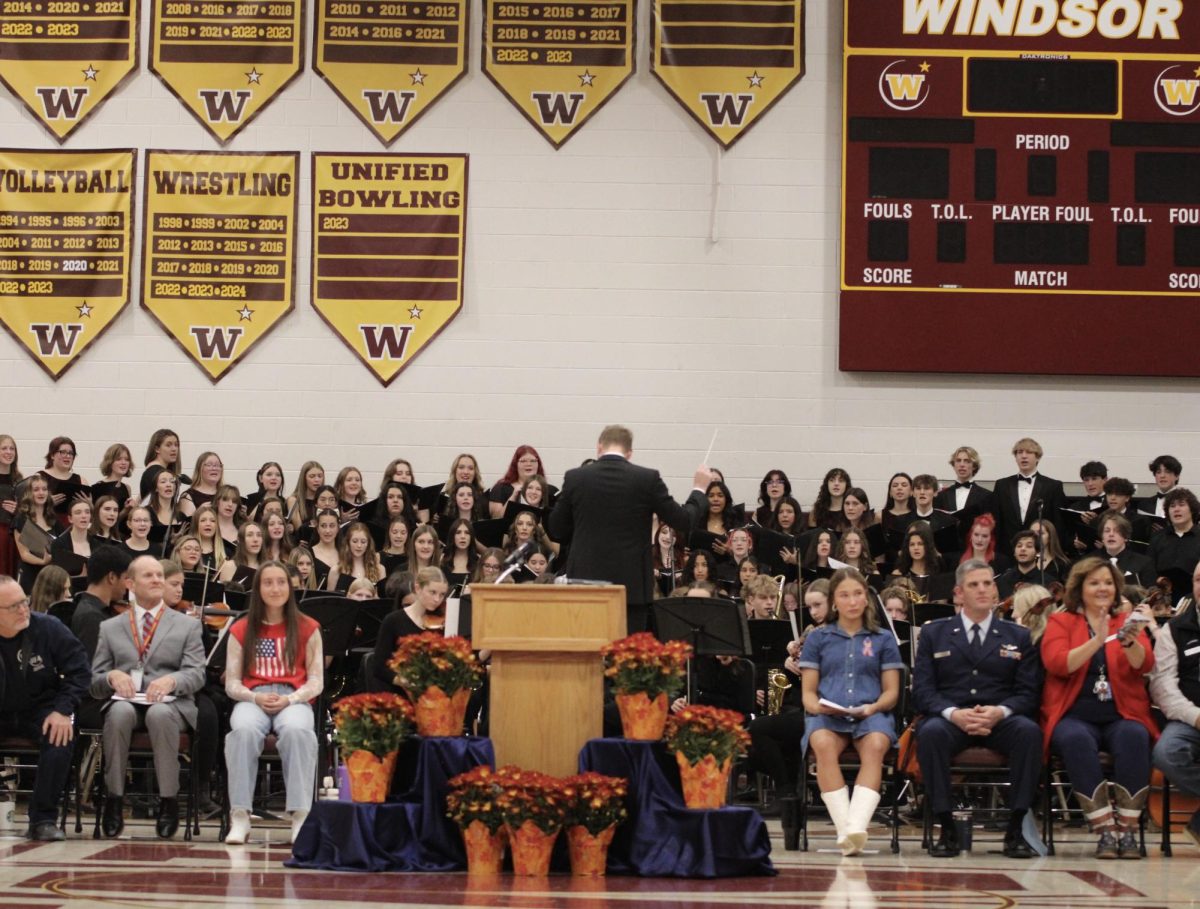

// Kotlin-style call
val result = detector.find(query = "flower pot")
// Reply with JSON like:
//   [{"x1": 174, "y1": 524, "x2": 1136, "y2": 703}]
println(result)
[
  {"x1": 614, "y1": 691, "x2": 668, "y2": 740},
  {"x1": 506, "y1": 820, "x2": 559, "y2": 876},
  {"x1": 461, "y1": 819, "x2": 506, "y2": 874},
  {"x1": 566, "y1": 824, "x2": 615, "y2": 876},
  {"x1": 412, "y1": 685, "x2": 471, "y2": 736},
  {"x1": 675, "y1": 751, "x2": 732, "y2": 809},
  {"x1": 344, "y1": 749, "x2": 398, "y2": 803}
]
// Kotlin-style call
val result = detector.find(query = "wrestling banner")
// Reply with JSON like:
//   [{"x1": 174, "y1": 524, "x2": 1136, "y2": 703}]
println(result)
[
  {"x1": 313, "y1": 0, "x2": 468, "y2": 146},
  {"x1": 149, "y1": 0, "x2": 305, "y2": 144},
  {"x1": 311, "y1": 153, "x2": 467, "y2": 385},
  {"x1": 651, "y1": 0, "x2": 803, "y2": 148},
  {"x1": 0, "y1": 149, "x2": 135, "y2": 379},
  {"x1": 0, "y1": 0, "x2": 140, "y2": 141},
  {"x1": 482, "y1": 0, "x2": 635, "y2": 147},
  {"x1": 140, "y1": 150, "x2": 298, "y2": 382}
]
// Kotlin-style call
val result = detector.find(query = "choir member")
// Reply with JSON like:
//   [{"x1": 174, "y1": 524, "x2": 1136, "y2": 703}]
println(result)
[
  {"x1": 214, "y1": 485, "x2": 244, "y2": 553},
  {"x1": 308, "y1": 510, "x2": 341, "y2": 588},
  {"x1": 247, "y1": 462, "x2": 285, "y2": 521},
  {"x1": 121, "y1": 505, "x2": 154, "y2": 557},
  {"x1": 93, "y1": 444, "x2": 133, "y2": 510},
  {"x1": 1149, "y1": 489, "x2": 1200, "y2": 585},
  {"x1": 440, "y1": 518, "x2": 479, "y2": 589},
  {"x1": 489, "y1": 445, "x2": 548, "y2": 518},
  {"x1": 991, "y1": 438, "x2": 1067, "y2": 553},
  {"x1": 263, "y1": 512, "x2": 295, "y2": 563},
  {"x1": 13, "y1": 475, "x2": 55, "y2": 592},
  {"x1": 1098, "y1": 512, "x2": 1154, "y2": 587},
  {"x1": 217, "y1": 522, "x2": 265, "y2": 587},
  {"x1": 653, "y1": 523, "x2": 685, "y2": 597},
  {"x1": 179, "y1": 452, "x2": 224, "y2": 517},
  {"x1": 681, "y1": 549, "x2": 715, "y2": 587},
  {"x1": 327, "y1": 521, "x2": 385, "y2": 592},
  {"x1": 334, "y1": 466, "x2": 367, "y2": 522},
  {"x1": 753, "y1": 469, "x2": 792, "y2": 526},
  {"x1": 189, "y1": 503, "x2": 227, "y2": 570},
  {"x1": 91, "y1": 496, "x2": 122, "y2": 543},
  {"x1": 140, "y1": 429, "x2": 182, "y2": 500},
  {"x1": 1136, "y1": 455, "x2": 1182, "y2": 518},
  {"x1": 959, "y1": 514, "x2": 1010, "y2": 574},
  {"x1": 29, "y1": 565, "x2": 71, "y2": 614},
  {"x1": 891, "y1": 522, "x2": 943, "y2": 598},
  {"x1": 370, "y1": 567, "x2": 450, "y2": 692},
  {"x1": 39, "y1": 436, "x2": 85, "y2": 515},
  {"x1": 287, "y1": 547, "x2": 318, "y2": 592},
  {"x1": 286, "y1": 461, "x2": 325, "y2": 531},
  {"x1": 0, "y1": 434, "x2": 22, "y2": 577},
  {"x1": 809, "y1": 468, "x2": 851, "y2": 532},
  {"x1": 380, "y1": 516, "x2": 409, "y2": 577}
]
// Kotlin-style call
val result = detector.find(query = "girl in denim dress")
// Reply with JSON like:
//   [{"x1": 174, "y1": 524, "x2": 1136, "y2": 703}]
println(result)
[{"x1": 799, "y1": 568, "x2": 903, "y2": 855}]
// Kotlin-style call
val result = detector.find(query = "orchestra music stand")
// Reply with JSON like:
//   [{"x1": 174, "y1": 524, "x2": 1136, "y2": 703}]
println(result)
[
  {"x1": 299, "y1": 597, "x2": 362, "y2": 663},
  {"x1": 748, "y1": 619, "x2": 794, "y2": 668},
  {"x1": 651, "y1": 597, "x2": 752, "y2": 657}
]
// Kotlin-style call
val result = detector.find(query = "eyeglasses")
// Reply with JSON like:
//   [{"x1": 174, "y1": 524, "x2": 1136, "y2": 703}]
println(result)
[
  {"x1": 0, "y1": 597, "x2": 30, "y2": 613},
  {"x1": 56, "y1": 449, "x2": 76, "y2": 457}
]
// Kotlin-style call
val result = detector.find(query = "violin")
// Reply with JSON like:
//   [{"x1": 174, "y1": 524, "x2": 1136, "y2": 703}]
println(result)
[
  {"x1": 1144, "y1": 576, "x2": 1175, "y2": 618},
  {"x1": 422, "y1": 603, "x2": 447, "y2": 634}
]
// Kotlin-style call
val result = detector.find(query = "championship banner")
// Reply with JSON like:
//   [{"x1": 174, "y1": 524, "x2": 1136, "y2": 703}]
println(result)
[
  {"x1": 149, "y1": 0, "x2": 305, "y2": 144},
  {"x1": 482, "y1": 0, "x2": 635, "y2": 147},
  {"x1": 140, "y1": 150, "x2": 298, "y2": 382},
  {"x1": 313, "y1": 0, "x2": 468, "y2": 146},
  {"x1": 651, "y1": 0, "x2": 803, "y2": 148},
  {"x1": 0, "y1": 0, "x2": 140, "y2": 141},
  {"x1": 0, "y1": 149, "x2": 135, "y2": 379},
  {"x1": 311, "y1": 153, "x2": 467, "y2": 386}
]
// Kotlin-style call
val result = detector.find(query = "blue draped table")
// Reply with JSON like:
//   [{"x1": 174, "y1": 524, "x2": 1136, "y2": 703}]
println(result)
[
  {"x1": 286, "y1": 735, "x2": 494, "y2": 872},
  {"x1": 578, "y1": 738, "x2": 775, "y2": 878}
]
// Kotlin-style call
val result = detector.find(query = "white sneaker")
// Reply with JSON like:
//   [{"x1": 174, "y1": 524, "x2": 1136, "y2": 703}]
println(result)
[
  {"x1": 289, "y1": 809, "x2": 309, "y2": 844},
  {"x1": 225, "y1": 808, "x2": 251, "y2": 845}
]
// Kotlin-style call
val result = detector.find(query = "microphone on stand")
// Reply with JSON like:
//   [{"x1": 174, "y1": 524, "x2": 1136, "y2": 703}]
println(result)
[{"x1": 496, "y1": 540, "x2": 536, "y2": 583}]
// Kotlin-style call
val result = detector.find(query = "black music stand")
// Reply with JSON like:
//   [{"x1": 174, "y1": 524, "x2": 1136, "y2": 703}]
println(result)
[
  {"x1": 299, "y1": 596, "x2": 361, "y2": 661},
  {"x1": 652, "y1": 597, "x2": 752, "y2": 657},
  {"x1": 748, "y1": 619, "x2": 794, "y2": 669}
]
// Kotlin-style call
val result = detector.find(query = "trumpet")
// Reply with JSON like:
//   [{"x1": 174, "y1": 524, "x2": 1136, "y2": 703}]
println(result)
[
  {"x1": 772, "y1": 574, "x2": 787, "y2": 619},
  {"x1": 767, "y1": 668, "x2": 792, "y2": 715}
]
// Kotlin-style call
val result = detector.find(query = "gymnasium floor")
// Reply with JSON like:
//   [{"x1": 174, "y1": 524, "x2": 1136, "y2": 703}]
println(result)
[{"x1": 0, "y1": 818, "x2": 1191, "y2": 909}]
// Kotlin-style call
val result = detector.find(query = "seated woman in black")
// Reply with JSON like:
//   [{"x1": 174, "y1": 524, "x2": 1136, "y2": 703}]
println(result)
[
  {"x1": 92, "y1": 443, "x2": 133, "y2": 511},
  {"x1": 753, "y1": 469, "x2": 792, "y2": 527},
  {"x1": 121, "y1": 505, "x2": 155, "y2": 558},
  {"x1": 50, "y1": 498, "x2": 96, "y2": 578},
  {"x1": 286, "y1": 460, "x2": 325, "y2": 532},
  {"x1": 370, "y1": 566, "x2": 450, "y2": 692},
  {"x1": 139, "y1": 428, "x2": 183, "y2": 500},
  {"x1": 14, "y1": 476, "x2": 56, "y2": 593},
  {"x1": 489, "y1": 445, "x2": 550, "y2": 518},
  {"x1": 334, "y1": 466, "x2": 368, "y2": 523},
  {"x1": 697, "y1": 480, "x2": 739, "y2": 558},
  {"x1": 246, "y1": 461, "x2": 286, "y2": 522},
  {"x1": 890, "y1": 521, "x2": 944, "y2": 598},
  {"x1": 380, "y1": 516, "x2": 410, "y2": 577},
  {"x1": 653, "y1": 523, "x2": 686, "y2": 597},
  {"x1": 179, "y1": 451, "x2": 224, "y2": 518},
  {"x1": 327, "y1": 521, "x2": 385, "y2": 593},
  {"x1": 801, "y1": 529, "x2": 836, "y2": 583},
  {"x1": 91, "y1": 495, "x2": 123, "y2": 545},
  {"x1": 441, "y1": 518, "x2": 479, "y2": 591},
  {"x1": 808, "y1": 468, "x2": 851, "y2": 533},
  {"x1": 308, "y1": 509, "x2": 341, "y2": 589},
  {"x1": 681, "y1": 549, "x2": 716, "y2": 588},
  {"x1": 217, "y1": 521, "x2": 265, "y2": 587}
]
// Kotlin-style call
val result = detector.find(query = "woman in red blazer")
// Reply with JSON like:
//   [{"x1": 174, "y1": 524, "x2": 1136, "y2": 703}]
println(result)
[{"x1": 1041, "y1": 556, "x2": 1158, "y2": 860}]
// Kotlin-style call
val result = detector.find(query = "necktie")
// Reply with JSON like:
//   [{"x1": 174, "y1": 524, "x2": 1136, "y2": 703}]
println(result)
[
  {"x1": 141, "y1": 610, "x2": 154, "y2": 647},
  {"x1": 970, "y1": 623, "x2": 983, "y2": 654}
]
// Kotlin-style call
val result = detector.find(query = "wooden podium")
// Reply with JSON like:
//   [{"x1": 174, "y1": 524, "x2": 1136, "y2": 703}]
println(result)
[{"x1": 472, "y1": 584, "x2": 625, "y2": 776}]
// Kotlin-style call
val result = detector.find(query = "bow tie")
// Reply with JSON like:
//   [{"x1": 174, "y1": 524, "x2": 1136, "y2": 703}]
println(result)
[
  {"x1": 1018, "y1": 475, "x2": 1035, "y2": 484},
  {"x1": 1156, "y1": 492, "x2": 1167, "y2": 499},
  {"x1": 955, "y1": 482, "x2": 973, "y2": 490}
]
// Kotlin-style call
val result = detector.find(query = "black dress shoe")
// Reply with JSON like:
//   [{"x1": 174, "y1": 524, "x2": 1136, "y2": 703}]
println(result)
[
  {"x1": 101, "y1": 796, "x2": 124, "y2": 838},
  {"x1": 28, "y1": 821, "x2": 65, "y2": 842},
  {"x1": 930, "y1": 827, "x2": 960, "y2": 858},
  {"x1": 156, "y1": 797, "x2": 179, "y2": 839},
  {"x1": 1003, "y1": 831, "x2": 1036, "y2": 858}
]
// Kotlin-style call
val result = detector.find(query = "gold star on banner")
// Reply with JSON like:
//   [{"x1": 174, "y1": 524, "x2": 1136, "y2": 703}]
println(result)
[
  {"x1": 920, "y1": 61, "x2": 931, "y2": 73},
  {"x1": 747, "y1": 71, "x2": 764, "y2": 88},
  {"x1": 408, "y1": 305, "x2": 423, "y2": 320},
  {"x1": 410, "y1": 69, "x2": 427, "y2": 85},
  {"x1": 76, "y1": 302, "x2": 92, "y2": 318},
  {"x1": 237, "y1": 305, "x2": 254, "y2": 321},
  {"x1": 245, "y1": 68, "x2": 262, "y2": 84},
  {"x1": 82, "y1": 64, "x2": 98, "y2": 81},
  {"x1": 578, "y1": 70, "x2": 596, "y2": 87},
  {"x1": 1194, "y1": 65, "x2": 1200, "y2": 78}
]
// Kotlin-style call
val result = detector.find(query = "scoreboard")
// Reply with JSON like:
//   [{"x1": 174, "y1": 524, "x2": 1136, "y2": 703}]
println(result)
[{"x1": 839, "y1": 0, "x2": 1200, "y2": 377}]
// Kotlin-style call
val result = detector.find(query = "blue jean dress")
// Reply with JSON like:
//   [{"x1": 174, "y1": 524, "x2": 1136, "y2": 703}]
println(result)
[{"x1": 798, "y1": 623, "x2": 904, "y2": 754}]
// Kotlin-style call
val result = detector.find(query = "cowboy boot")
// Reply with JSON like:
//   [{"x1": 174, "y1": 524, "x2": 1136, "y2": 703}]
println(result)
[
  {"x1": 1112, "y1": 784, "x2": 1148, "y2": 860},
  {"x1": 1075, "y1": 781, "x2": 1117, "y2": 859}
]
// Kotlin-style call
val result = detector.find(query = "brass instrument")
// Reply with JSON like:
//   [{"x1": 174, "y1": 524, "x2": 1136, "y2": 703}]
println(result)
[
  {"x1": 771, "y1": 574, "x2": 787, "y2": 619},
  {"x1": 766, "y1": 668, "x2": 791, "y2": 715}
]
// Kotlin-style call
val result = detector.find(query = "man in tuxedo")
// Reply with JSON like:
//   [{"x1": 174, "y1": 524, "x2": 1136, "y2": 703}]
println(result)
[
  {"x1": 935, "y1": 446, "x2": 995, "y2": 544},
  {"x1": 549, "y1": 425, "x2": 712, "y2": 632},
  {"x1": 90, "y1": 555, "x2": 205, "y2": 838},
  {"x1": 995, "y1": 531, "x2": 1049, "y2": 598},
  {"x1": 991, "y1": 438, "x2": 1066, "y2": 555},
  {"x1": 912, "y1": 559, "x2": 1042, "y2": 859},
  {"x1": 1099, "y1": 513, "x2": 1155, "y2": 587},
  {"x1": 1137, "y1": 455, "x2": 1182, "y2": 519},
  {"x1": 1149, "y1": 489, "x2": 1200, "y2": 600},
  {"x1": 1067, "y1": 461, "x2": 1108, "y2": 556},
  {"x1": 912, "y1": 474, "x2": 960, "y2": 561}
]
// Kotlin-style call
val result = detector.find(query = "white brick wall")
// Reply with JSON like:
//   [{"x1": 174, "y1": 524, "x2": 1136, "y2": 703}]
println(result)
[{"x1": 1, "y1": 1, "x2": 1196, "y2": 510}]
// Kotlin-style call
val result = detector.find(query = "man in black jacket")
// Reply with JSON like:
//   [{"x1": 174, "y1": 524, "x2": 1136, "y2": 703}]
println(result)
[
  {"x1": 991, "y1": 437, "x2": 1067, "y2": 555},
  {"x1": 549, "y1": 425, "x2": 712, "y2": 632},
  {"x1": 0, "y1": 574, "x2": 92, "y2": 840},
  {"x1": 71, "y1": 545, "x2": 131, "y2": 661}
]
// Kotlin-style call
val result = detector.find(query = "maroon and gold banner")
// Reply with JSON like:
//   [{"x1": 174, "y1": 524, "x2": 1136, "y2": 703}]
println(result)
[
  {"x1": 313, "y1": 0, "x2": 468, "y2": 146},
  {"x1": 482, "y1": 0, "x2": 635, "y2": 147},
  {"x1": 311, "y1": 152, "x2": 467, "y2": 385},
  {"x1": 140, "y1": 150, "x2": 298, "y2": 382},
  {"x1": 0, "y1": 0, "x2": 140, "y2": 141},
  {"x1": 0, "y1": 149, "x2": 135, "y2": 379},
  {"x1": 651, "y1": 0, "x2": 804, "y2": 148},
  {"x1": 149, "y1": 0, "x2": 305, "y2": 144}
]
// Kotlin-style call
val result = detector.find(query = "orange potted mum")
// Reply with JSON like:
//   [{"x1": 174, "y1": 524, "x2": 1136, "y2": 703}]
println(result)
[
  {"x1": 495, "y1": 766, "x2": 568, "y2": 876},
  {"x1": 563, "y1": 772, "x2": 628, "y2": 876},
  {"x1": 665, "y1": 705, "x2": 750, "y2": 809},
  {"x1": 446, "y1": 765, "x2": 508, "y2": 874},
  {"x1": 332, "y1": 693, "x2": 414, "y2": 802},
  {"x1": 389, "y1": 632, "x2": 483, "y2": 736},
  {"x1": 601, "y1": 632, "x2": 692, "y2": 740}
]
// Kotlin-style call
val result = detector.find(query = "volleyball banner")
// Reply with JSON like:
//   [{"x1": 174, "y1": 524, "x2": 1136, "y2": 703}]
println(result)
[
  {"x1": 0, "y1": 0, "x2": 140, "y2": 141},
  {"x1": 651, "y1": 0, "x2": 803, "y2": 148},
  {"x1": 482, "y1": 0, "x2": 635, "y2": 147},
  {"x1": 140, "y1": 150, "x2": 298, "y2": 382},
  {"x1": 149, "y1": 0, "x2": 305, "y2": 144},
  {"x1": 311, "y1": 152, "x2": 467, "y2": 386},
  {"x1": 0, "y1": 149, "x2": 135, "y2": 379},
  {"x1": 313, "y1": 0, "x2": 468, "y2": 146}
]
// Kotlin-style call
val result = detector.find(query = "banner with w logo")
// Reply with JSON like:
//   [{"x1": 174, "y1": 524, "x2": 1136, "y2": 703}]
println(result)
[
  {"x1": 311, "y1": 152, "x2": 468, "y2": 385},
  {"x1": 482, "y1": 0, "x2": 635, "y2": 148},
  {"x1": 148, "y1": 0, "x2": 305, "y2": 144},
  {"x1": 651, "y1": 0, "x2": 804, "y2": 148},
  {"x1": 0, "y1": 148, "x2": 135, "y2": 379},
  {"x1": 140, "y1": 150, "x2": 299, "y2": 382}
]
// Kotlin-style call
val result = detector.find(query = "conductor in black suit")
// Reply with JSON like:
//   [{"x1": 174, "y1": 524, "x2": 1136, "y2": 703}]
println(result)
[
  {"x1": 549, "y1": 425, "x2": 712, "y2": 632},
  {"x1": 991, "y1": 437, "x2": 1067, "y2": 555}
]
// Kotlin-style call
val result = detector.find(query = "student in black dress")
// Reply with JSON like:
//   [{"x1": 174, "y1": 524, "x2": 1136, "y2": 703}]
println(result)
[
  {"x1": 287, "y1": 546, "x2": 318, "y2": 592},
  {"x1": 880, "y1": 472, "x2": 917, "y2": 565},
  {"x1": 334, "y1": 466, "x2": 367, "y2": 523},
  {"x1": 653, "y1": 523, "x2": 686, "y2": 597},
  {"x1": 435, "y1": 454, "x2": 486, "y2": 521},
  {"x1": 489, "y1": 445, "x2": 548, "y2": 518},
  {"x1": 374, "y1": 482, "x2": 418, "y2": 544},
  {"x1": 440, "y1": 518, "x2": 479, "y2": 591},
  {"x1": 801, "y1": 529, "x2": 837, "y2": 583},
  {"x1": 753, "y1": 469, "x2": 792, "y2": 526},
  {"x1": 14, "y1": 475, "x2": 56, "y2": 592},
  {"x1": 503, "y1": 509, "x2": 558, "y2": 561},
  {"x1": 262, "y1": 512, "x2": 295, "y2": 563},
  {"x1": 214, "y1": 485, "x2": 244, "y2": 554},
  {"x1": 179, "y1": 451, "x2": 224, "y2": 517},
  {"x1": 465, "y1": 548, "x2": 505, "y2": 594},
  {"x1": 139, "y1": 429, "x2": 182, "y2": 500},
  {"x1": 246, "y1": 462, "x2": 285, "y2": 522},
  {"x1": 286, "y1": 461, "x2": 325, "y2": 532},
  {"x1": 148, "y1": 470, "x2": 181, "y2": 532},
  {"x1": 437, "y1": 482, "x2": 487, "y2": 539},
  {"x1": 1029, "y1": 517, "x2": 1072, "y2": 579},
  {"x1": 380, "y1": 516, "x2": 410, "y2": 577},
  {"x1": 91, "y1": 495, "x2": 122, "y2": 545},
  {"x1": 405, "y1": 524, "x2": 442, "y2": 579},
  {"x1": 308, "y1": 510, "x2": 341, "y2": 588},
  {"x1": 890, "y1": 521, "x2": 944, "y2": 598},
  {"x1": 189, "y1": 503, "x2": 227, "y2": 571},
  {"x1": 39, "y1": 435, "x2": 85, "y2": 520},
  {"x1": 0, "y1": 433, "x2": 23, "y2": 579},
  {"x1": 121, "y1": 505, "x2": 154, "y2": 558},
  {"x1": 217, "y1": 521, "x2": 265, "y2": 587},
  {"x1": 681, "y1": 549, "x2": 716, "y2": 587},
  {"x1": 958, "y1": 513, "x2": 1011, "y2": 575},
  {"x1": 51, "y1": 498, "x2": 96, "y2": 567},
  {"x1": 809, "y1": 468, "x2": 850, "y2": 532},
  {"x1": 370, "y1": 566, "x2": 450, "y2": 692},
  {"x1": 171, "y1": 534, "x2": 205, "y2": 574},
  {"x1": 327, "y1": 521, "x2": 385, "y2": 593},
  {"x1": 698, "y1": 480, "x2": 739, "y2": 557},
  {"x1": 92, "y1": 444, "x2": 133, "y2": 511}
]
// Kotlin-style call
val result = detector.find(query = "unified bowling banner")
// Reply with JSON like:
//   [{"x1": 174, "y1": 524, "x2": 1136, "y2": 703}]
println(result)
[
  {"x1": 149, "y1": 0, "x2": 305, "y2": 144},
  {"x1": 0, "y1": 0, "x2": 140, "y2": 141},
  {"x1": 0, "y1": 149, "x2": 135, "y2": 379},
  {"x1": 313, "y1": 0, "x2": 468, "y2": 146},
  {"x1": 140, "y1": 150, "x2": 298, "y2": 382},
  {"x1": 482, "y1": 0, "x2": 635, "y2": 147},
  {"x1": 651, "y1": 0, "x2": 804, "y2": 148},
  {"x1": 311, "y1": 153, "x2": 467, "y2": 386}
]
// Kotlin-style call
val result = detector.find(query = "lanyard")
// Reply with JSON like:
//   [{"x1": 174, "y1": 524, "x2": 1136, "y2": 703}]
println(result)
[{"x1": 129, "y1": 607, "x2": 164, "y2": 661}]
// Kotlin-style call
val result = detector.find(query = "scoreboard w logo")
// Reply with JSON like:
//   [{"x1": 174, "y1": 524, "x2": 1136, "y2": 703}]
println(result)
[
  {"x1": 879, "y1": 61, "x2": 930, "y2": 111},
  {"x1": 531, "y1": 92, "x2": 585, "y2": 125},
  {"x1": 1155, "y1": 66, "x2": 1200, "y2": 116},
  {"x1": 35, "y1": 87, "x2": 89, "y2": 120}
]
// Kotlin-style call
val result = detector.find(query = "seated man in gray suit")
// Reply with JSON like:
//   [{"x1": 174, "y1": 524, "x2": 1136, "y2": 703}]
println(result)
[{"x1": 90, "y1": 555, "x2": 205, "y2": 838}]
